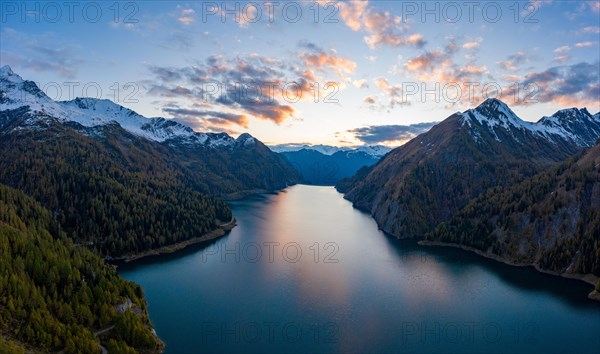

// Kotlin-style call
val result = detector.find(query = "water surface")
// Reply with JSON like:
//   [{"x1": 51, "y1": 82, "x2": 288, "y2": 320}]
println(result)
[{"x1": 120, "y1": 185, "x2": 600, "y2": 353}]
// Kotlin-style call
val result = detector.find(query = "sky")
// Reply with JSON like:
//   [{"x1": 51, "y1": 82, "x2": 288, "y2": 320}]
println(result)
[{"x1": 1, "y1": 0, "x2": 599, "y2": 146}]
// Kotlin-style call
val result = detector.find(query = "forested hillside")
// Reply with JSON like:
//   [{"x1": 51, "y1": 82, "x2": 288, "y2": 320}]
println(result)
[
  {"x1": 0, "y1": 183, "x2": 161, "y2": 353},
  {"x1": 426, "y1": 143, "x2": 600, "y2": 276},
  {"x1": 0, "y1": 117, "x2": 232, "y2": 257},
  {"x1": 338, "y1": 99, "x2": 600, "y2": 240}
]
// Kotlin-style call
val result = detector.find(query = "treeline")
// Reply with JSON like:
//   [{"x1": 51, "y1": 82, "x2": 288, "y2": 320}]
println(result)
[
  {"x1": 426, "y1": 145, "x2": 600, "y2": 276},
  {"x1": 0, "y1": 122, "x2": 232, "y2": 256},
  {"x1": 0, "y1": 183, "x2": 161, "y2": 353},
  {"x1": 172, "y1": 140, "x2": 301, "y2": 195}
]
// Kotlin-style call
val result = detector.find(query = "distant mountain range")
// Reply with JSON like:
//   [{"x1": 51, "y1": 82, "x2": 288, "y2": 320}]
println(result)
[
  {"x1": 0, "y1": 66, "x2": 300, "y2": 256},
  {"x1": 337, "y1": 97, "x2": 600, "y2": 283},
  {"x1": 270, "y1": 143, "x2": 392, "y2": 157},
  {"x1": 270, "y1": 144, "x2": 391, "y2": 185}
]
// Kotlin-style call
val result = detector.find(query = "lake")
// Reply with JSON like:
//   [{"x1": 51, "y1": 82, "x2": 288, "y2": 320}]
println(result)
[{"x1": 119, "y1": 185, "x2": 600, "y2": 354}]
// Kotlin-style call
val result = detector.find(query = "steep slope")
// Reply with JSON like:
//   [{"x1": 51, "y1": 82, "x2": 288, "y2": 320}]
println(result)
[
  {"x1": 171, "y1": 133, "x2": 301, "y2": 197},
  {"x1": 425, "y1": 143, "x2": 600, "y2": 279},
  {"x1": 0, "y1": 66, "x2": 302, "y2": 256},
  {"x1": 0, "y1": 65, "x2": 301, "y2": 197},
  {"x1": 338, "y1": 98, "x2": 600, "y2": 239},
  {"x1": 0, "y1": 116, "x2": 232, "y2": 257},
  {"x1": 0, "y1": 183, "x2": 161, "y2": 353},
  {"x1": 280, "y1": 149, "x2": 381, "y2": 185}
]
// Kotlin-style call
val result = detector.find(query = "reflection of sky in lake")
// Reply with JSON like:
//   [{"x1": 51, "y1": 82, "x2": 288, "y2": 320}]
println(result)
[{"x1": 120, "y1": 185, "x2": 600, "y2": 354}]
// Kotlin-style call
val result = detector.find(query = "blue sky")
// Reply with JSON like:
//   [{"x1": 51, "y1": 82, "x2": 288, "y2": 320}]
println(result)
[{"x1": 1, "y1": 0, "x2": 599, "y2": 146}]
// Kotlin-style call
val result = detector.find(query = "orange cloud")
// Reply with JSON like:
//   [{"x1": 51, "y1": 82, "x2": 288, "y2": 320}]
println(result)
[
  {"x1": 301, "y1": 52, "x2": 357, "y2": 74},
  {"x1": 337, "y1": 0, "x2": 369, "y2": 31},
  {"x1": 463, "y1": 41, "x2": 481, "y2": 49}
]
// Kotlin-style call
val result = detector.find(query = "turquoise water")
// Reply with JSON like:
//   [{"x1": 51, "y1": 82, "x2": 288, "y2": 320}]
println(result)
[{"x1": 119, "y1": 185, "x2": 600, "y2": 354}]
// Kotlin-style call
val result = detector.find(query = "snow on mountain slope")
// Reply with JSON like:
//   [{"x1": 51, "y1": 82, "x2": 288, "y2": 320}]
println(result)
[
  {"x1": 534, "y1": 108, "x2": 600, "y2": 147},
  {"x1": 270, "y1": 143, "x2": 391, "y2": 157},
  {"x1": 0, "y1": 65, "x2": 258, "y2": 148},
  {"x1": 461, "y1": 98, "x2": 600, "y2": 147},
  {"x1": 59, "y1": 97, "x2": 198, "y2": 143},
  {"x1": 269, "y1": 144, "x2": 347, "y2": 155},
  {"x1": 354, "y1": 145, "x2": 392, "y2": 157}
]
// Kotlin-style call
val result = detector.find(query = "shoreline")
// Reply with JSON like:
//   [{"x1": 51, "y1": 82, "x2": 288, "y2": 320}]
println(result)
[
  {"x1": 418, "y1": 240, "x2": 600, "y2": 301},
  {"x1": 114, "y1": 218, "x2": 237, "y2": 264},
  {"x1": 115, "y1": 186, "x2": 291, "y2": 263}
]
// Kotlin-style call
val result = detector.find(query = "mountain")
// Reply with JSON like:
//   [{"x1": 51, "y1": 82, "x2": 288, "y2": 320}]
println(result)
[
  {"x1": 337, "y1": 98, "x2": 600, "y2": 239},
  {"x1": 0, "y1": 183, "x2": 161, "y2": 353},
  {"x1": 0, "y1": 66, "x2": 300, "y2": 256},
  {"x1": 425, "y1": 142, "x2": 600, "y2": 281},
  {"x1": 0, "y1": 65, "x2": 301, "y2": 197},
  {"x1": 280, "y1": 148, "x2": 382, "y2": 185},
  {"x1": 270, "y1": 143, "x2": 392, "y2": 157}
]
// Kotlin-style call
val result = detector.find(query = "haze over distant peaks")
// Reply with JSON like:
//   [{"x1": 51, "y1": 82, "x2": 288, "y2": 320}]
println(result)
[{"x1": 269, "y1": 143, "x2": 392, "y2": 157}]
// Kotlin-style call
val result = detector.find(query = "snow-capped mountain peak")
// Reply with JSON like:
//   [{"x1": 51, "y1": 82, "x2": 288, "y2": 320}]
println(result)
[
  {"x1": 466, "y1": 98, "x2": 528, "y2": 130},
  {"x1": 1, "y1": 67, "x2": 264, "y2": 149},
  {"x1": 535, "y1": 107, "x2": 600, "y2": 147},
  {"x1": 269, "y1": 143, "x2": 391, "y2": 157},
  {"x1": 353, "y1": 145, "x2": 392, "y2": 156},
  {"x1": 236, "y1": 133, "x2": 256, "y2": 146},
  {"x1": 0, "y1": 65, "x2": 16, "y2": 79},
  {"x1": 460, "y1": 98, "x2": 600, "y2": 147}
]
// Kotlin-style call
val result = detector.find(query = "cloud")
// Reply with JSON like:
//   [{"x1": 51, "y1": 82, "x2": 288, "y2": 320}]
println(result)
[
  {"x1": 365, "y1": 56, "x2": 377, "y2": 62},
  {"x1": 388, "y1": 37, "x2": 492, "y2": 106},
  {"x1": 497, "y1": 51, "x2": 528, "y2": 72},
  {"x1": 146, "y1": 53, "x2": 318, "y2": 126},
  {"x1": 215, "y1": 94, "x2": 294, "y2": 124},
  {"x1": 147, "y1": 85, "x2": 196, "y2": 98},
  {"x1": 372, "y1": 77, "x2": 407, "y2": 109},
  {"x1": 405, "y1": 51, "x2": 449, "y2": 73},
  {"x1": 337, "y1": 0, "x2": 369, "y2": 31},
  {"x1": 554, "y1": 45, "x2": 570, "y2": 53},
  {"x1": 331, "y1": 1, "x2": 425, "y2": 49},
  {"x1": 507, "y1": 61, "x2": 600, "y2": 108},
  {"x1": 346, "y1": 122, "x2": 438, "y2": 144},
  {"x1": 574, "y1": 41, "x2": 596, "y2": 48},
  {"x1": 553, "y1": 55, "x2": 571, "y2": 63},
  {"x1": 353, "y1": 79, "x2": 368, "y2": 89},
  {"x1": 402, "y1": 39, "x2": 487, "y2": 85},
  {"x1": 365, "y1": 32, "x2": 425, "y2": 50},
  {"x1": 298, "y1": 42, "x2": 357, "y2": 79},
  {"x1": 363, "y1": 96, "x2": 376, "y2": 104},
  {"x1": 502, "y1": 75, "x2": 522, "y2": 82},
  {"x1": 177, "y1": 7, "x2": 195, "y2": 24},
  {"x1": 580, "y1": 26, "x2": 600, "y2": 34},
  {"x1": 362, "y1": 9, "x2": 425, "y2": 49},
  {"x1": 463, "y1": 41, "x2": 482, "y2": 49},
  {"x1": 163, "y1": 107, "x2": 250, "y2": 128},
  {"x1": 149, "y1": 66, "x2": 184, "y2": 82}
]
